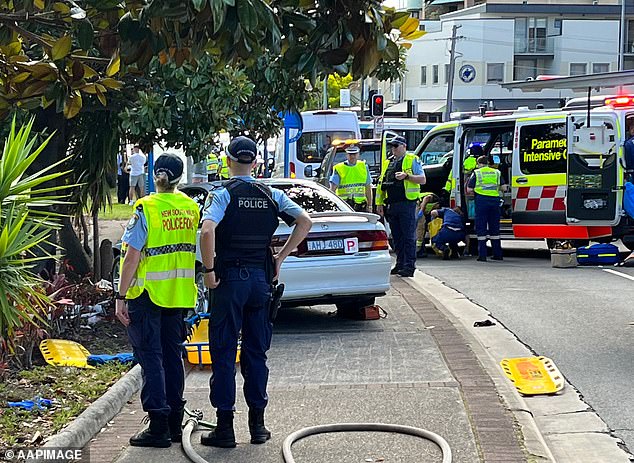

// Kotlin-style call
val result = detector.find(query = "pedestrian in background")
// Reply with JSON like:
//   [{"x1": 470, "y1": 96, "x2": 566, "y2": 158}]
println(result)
[
  {"x1": 376, "y1": 135, "x2": 426, "y2": 277},
  {"x1": 117, "y1": 151, "x2": 130, "y2": 204},
  {"x1": 466, "y1": 155, "x2": 507, "y2": 262},
  {"x1": 200, "y1": 136, "x2": 312, "y2": 448},
  {"x1": 116, "y1": 153, "x2": 200, "y2": 448},
  {"x1": 128, "y1": 145, "x2": 147, "y2": 205},
  {"x1": 430, "y1": 207, "x2": 465, "y2": 260},
  {"x1": 329, "y1": 143, "x2": 372, "y2": 212}
]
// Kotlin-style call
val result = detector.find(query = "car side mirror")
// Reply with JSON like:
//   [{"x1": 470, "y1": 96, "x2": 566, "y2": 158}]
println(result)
[{"x1": 304, "y1": 165, "x2": 314, "y2": 177}]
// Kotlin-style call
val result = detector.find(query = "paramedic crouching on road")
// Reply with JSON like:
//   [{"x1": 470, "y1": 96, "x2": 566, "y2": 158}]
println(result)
[
  {"x1": 116, "y1": 154, "x2": 200, "y2": 448},
  {"x1": 199, "y1": 136, "x2": 312, "y2": 448},
  {"x1": 329, "y1": 143, "x2": 373, "y2": 212},
  {"x1": 466, "y1": 155, "x2": 508, "y2": 262},
  {"x1": 376, "y1": 135, "x2": 426, "y2": 277}
]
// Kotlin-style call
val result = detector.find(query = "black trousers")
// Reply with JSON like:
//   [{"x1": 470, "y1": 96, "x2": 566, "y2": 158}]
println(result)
[
  {"x1": 117, "y1": 173, "x2": 129, "y2": 204},
  {"x1": 127, "y1": 291, "x2": 187, "y2": 417}
]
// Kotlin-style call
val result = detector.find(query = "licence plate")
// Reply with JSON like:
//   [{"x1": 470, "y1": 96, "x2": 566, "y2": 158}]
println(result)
[{"x1": 307, "y1": 239, "x2": 344, "y2": 252}]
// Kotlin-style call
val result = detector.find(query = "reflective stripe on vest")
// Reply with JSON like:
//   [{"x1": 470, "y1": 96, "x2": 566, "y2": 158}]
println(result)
[
  {"x1": 474, "y1": 167, "x2": 501, "y2": 197},
  {"x1": 219, "y1": 155, "x2": 230, "y2": 179},
  {"x1": 122, "y1": 192, "x2": 199, "y2": 308},
  {"x1": 334, "y1": 161, "x2": 369, "y2": 203},
  {"x1": 377, "y1": 153, "x2": 421, "y2": 203}
]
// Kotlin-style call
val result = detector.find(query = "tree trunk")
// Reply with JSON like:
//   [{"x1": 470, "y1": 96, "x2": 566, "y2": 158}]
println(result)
[{"x1": 92, "y1": 211, "x2": 101, "y2": 280}]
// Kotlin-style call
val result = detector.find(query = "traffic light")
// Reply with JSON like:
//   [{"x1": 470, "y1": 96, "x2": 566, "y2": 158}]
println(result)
[{"x1": 371, "y1": 94, "x2": 384, "y2": 117}]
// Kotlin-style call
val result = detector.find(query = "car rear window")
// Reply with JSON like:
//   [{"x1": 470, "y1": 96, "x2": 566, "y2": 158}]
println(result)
[{"x1": 272, "y1": 184, "x2": 343, "y2": 213}]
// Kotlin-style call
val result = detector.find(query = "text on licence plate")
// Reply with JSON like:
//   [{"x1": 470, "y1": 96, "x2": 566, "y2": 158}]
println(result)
[{"x1": 307, "y1": 237, "x2": 359, "y2": 254}]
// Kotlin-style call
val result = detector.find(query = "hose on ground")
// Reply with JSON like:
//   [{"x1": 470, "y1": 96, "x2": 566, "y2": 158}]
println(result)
[
  {"x1": 282, "y1": 423, "x2": 452, "y2": 463},
  {"x1": 182, "y1": 410, "x2": 210, "y2": 463}
]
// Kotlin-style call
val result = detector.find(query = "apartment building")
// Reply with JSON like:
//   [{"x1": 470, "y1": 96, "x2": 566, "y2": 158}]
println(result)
[{"x1": 401, "y1": 1, "x2": 630, "y2": 121}]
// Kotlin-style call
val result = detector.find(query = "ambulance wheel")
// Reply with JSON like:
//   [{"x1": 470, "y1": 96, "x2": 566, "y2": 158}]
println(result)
[{"x1": 622, "y1": 236, "x2": 634, "y2": 251}]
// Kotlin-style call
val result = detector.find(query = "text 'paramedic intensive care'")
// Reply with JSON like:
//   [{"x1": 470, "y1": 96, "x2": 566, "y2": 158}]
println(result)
[{"x1": 523, "y1": 138, "x2": 567, "y2": 163}]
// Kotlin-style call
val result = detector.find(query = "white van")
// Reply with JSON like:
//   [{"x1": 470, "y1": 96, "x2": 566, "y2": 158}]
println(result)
[
  {"x1": 273, "y1": 110, "x2": 360, "y2": 179},
  {"x1": 359, "y1": 118, "x2": 437, "y2": 152}
]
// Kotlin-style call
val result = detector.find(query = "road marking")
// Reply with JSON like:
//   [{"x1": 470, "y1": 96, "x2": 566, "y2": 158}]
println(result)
[{"x1": 603, "y1": 268, "x2": 634, "y2": 281}]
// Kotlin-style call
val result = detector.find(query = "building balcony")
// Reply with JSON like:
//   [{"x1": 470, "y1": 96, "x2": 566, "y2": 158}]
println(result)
[{"x1": 514, "y1": 37, "x2": 555, "y2": 56}]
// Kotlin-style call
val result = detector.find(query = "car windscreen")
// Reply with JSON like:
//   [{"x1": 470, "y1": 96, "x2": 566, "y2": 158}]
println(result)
[
  {"x1": 271, "y1": 184, "x2": 345, "y2": 213},
  {"x1": 297, "y1": 131, "x2": 356, "y2": 164}
]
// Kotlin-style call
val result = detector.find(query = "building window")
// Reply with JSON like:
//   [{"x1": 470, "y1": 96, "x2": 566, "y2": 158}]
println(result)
[
  {"x1": 432, "y1": 65, "x2": 439, "y2": 84},
  {"x1": 592, "y1": 63, "x2": 610, "y2": 74},
  {"x1": 487, "y1": 63, "x2": 504, "y2": 83},
  {"x1": 570, "y1": 63, "x2": 587, "y2": 76},
  {"x1": 420, "y1": 66, "x2": 427, "y2": 86},
  {"x1": 444, "y1": 64, "x2": 450, "y2": 84},
  {"x1": 514, "y1": 58, "x2": 538, "y2": 81}
]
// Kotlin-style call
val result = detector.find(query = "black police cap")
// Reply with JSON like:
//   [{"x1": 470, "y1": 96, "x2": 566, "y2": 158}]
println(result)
[
  {"x1": 154, "y1": 153, "x2": 183, "y2": 184},
  {"x1": 227, "y1": 136, "x2": 257, "y2": 164}
]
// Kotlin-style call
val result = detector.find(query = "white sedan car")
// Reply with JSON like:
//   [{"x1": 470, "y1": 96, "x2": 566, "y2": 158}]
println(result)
[{"x1": 180, "y1": 179, "x2": 391, "y2": 311}]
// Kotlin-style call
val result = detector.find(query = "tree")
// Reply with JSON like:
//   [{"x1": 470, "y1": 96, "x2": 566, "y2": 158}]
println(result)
[{"x1": 327, "y1": 73, "x2": 354, "y2": 109}]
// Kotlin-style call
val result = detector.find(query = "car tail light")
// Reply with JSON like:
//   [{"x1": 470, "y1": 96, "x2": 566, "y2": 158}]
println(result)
[{"x1": 357, "y1": 230, "x2": 389, "y2": 251}]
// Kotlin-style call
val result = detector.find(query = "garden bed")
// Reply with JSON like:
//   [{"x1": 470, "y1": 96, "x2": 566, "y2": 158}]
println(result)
[{"x1": 0, "y1": 319, "x2": 132, "y2": 448}]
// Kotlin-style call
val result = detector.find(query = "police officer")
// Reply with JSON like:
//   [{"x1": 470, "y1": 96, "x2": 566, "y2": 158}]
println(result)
[
  {"x1": 207, "y1": 148, "x2": 220, "y2": 181},
  {"x1": 329, "y1": 143, "x2": 372, "y2": 212},
  {"x1": 376, "y1": 135, "x2": 426, "y2": 277},
  {"x1": 115, "y1": 153, "x2": 199, "y2": 448},
  {"x1": 199, "y1": 136, "x2": 312, "y2": 448},
  {"x1": 466, "y1": 155, "x2": 507, "y2": 262},
  {"x1": 218, "y1": 152, "x2": 230, "y2": 180}
]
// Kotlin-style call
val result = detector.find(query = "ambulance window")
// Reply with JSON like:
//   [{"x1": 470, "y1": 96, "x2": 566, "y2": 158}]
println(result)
[
  {"x1": 518, "y1": 123, "x2": 567, "y2": 175},
  {"x1": 419, "y1": 131, "x2": 454, "y2": 165}
]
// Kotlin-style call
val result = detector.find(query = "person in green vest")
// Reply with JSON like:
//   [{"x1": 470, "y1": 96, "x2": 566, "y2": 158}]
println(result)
[
  {"x1": 376, "y1": 135, "x2": 426, "y2": 277},
  {"x1": 116, "y1": 153, "x2": 200, "y2": 448},
  {"x1": 207, "y1": 149, "x2": 220, "y2": 181},
  {"x1": 466, "y1": 155, "x2": 508, "y2": 262},
  {"x1": 329, "y1": 143, "x2": 372, "y2": 212},
  {"x1": 218, "y1": 153, "x2": 230, "y2": 180}
]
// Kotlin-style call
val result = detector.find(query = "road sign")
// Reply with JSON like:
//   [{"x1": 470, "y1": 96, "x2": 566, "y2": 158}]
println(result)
[
  {"x1": 373, "y1": 116, "x2": 384, "y2": 138},
  {"x1": 340, "y1": 89, "x2": 351, "y2": 107}
]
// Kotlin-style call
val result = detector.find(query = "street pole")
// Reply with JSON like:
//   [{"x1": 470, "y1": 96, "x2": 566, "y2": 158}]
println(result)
[
  {"x1": 620, "y1": 0, "x2": 627, "y2": 71},
  {"x1": 360, "y1": 78, "x2": 365, "y2": 119},
  {"x1": 322, "y1": 78, "x2": 328, "y2": 110},
  {"x1": 444, "y1": 24, "x2": 461, "y2": 122}
]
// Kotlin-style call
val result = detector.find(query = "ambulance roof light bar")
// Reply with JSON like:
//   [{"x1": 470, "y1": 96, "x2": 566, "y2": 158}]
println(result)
[{"x1": 604, "y1": 96, "x2": 634, "y2": 108}]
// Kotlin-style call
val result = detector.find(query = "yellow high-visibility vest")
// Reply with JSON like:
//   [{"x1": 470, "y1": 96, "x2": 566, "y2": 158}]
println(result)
[
  {"x1": 334, "y1": 161, "x2": 369, "y2": 204},
  {"x1": 376, "y1": 153, "x2": 421, "y2": 205},
  {"x1": 474, "y1": 166, "x2": 501, "y2": 197},
  {"x1": 207, "y1": 153, "x2": 219, "y2": 174},
  {"x1": 219, "y1": 155, "x2": 230, "y2": 179},
  {"x1": 122, "y1": 192, "x2": 200, "y2": 308}
]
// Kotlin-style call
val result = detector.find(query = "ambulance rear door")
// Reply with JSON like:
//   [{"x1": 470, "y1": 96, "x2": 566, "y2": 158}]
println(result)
[
  {"x1": 566, "y1": 112, "x2": 621, "y2": 226},
  {"x1": 511, "y1": 116, "x2": 567, "y2": 238}
]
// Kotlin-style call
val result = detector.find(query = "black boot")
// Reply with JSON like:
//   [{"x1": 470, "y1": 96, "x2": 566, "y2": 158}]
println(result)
[
  {"x1": 200, "y1": 410, "x2": 236, "y2": 448},
  {"x1": 129, "y1": 413, "x2": 171, "y2": 448},
  {"x1": 168, "y1": 407, "x2": 185, "y2": 443},
  {"x1": 248, "y1": 408, "x2": 271, "y2": 444}
]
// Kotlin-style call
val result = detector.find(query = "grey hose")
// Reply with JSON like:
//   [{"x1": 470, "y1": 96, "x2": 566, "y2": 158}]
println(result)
[
  {"x1": 282, "y1": 423, "x2": 452, "y2": 463},
  {"x1": 182, "y1": 416, "x2": 209, "y2": 463}
]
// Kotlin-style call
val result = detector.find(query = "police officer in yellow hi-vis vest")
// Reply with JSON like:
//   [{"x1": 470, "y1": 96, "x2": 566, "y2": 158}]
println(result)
[
  {"x1": 466, "y1": 155, "x2": 508, "y2": 262},
  {"x1": 116, "y1": 153, "x2": 200, "y2": 448},
  {"x1": 207, "y1": 149, "x2": 220, "y2": 181},
  {"x1": 376, "y1": 135, "x2": 426, "y2": 277},
  {"x1": 329, "y1": 143, "x2": 372, "y2": 212},
  {"x1": 218, "y1": 153, "x2": 230, "y2": 180}
]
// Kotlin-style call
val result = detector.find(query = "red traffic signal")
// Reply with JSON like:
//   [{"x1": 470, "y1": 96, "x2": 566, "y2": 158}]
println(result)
[{"x1": 371, "y1": 94, "x2": 384, "y2": 117}]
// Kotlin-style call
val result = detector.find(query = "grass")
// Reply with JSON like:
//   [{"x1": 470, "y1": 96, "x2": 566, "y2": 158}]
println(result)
[
  {"x1": 0, "y1": 363, "x2": 130, "y2": 446},
  {"x1": 98, "y1": 202, "x2": 134, "y2": 221}
]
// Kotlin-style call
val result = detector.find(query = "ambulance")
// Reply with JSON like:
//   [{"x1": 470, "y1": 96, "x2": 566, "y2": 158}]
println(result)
[{"x1": 398, "y1": 96, "x2": 634, "y2": 250}]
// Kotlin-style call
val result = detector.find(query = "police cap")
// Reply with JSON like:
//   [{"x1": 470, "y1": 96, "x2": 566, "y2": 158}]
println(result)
[
  {"x1": 344, "y1": 144, "x2": 360, "y2": 155},
  {"x1": 227, "y1": 136, "x2": 257, "y2": 164},
  {"x1": 387, "y1": 135, "x2": 407, "y2": 147},
  {"x1": 154, "y1": 153, "x2": 183, "y2": 184}
]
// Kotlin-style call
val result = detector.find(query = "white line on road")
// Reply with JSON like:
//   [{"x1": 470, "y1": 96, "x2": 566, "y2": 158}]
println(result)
[{"x1": 603, "y1": 268, "x2": 634, "y2": 281}]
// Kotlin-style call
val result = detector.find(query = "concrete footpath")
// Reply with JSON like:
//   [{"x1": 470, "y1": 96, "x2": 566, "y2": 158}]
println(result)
[{"x1": 85, "y1": 275, "x2": 532, "y2": 463}]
